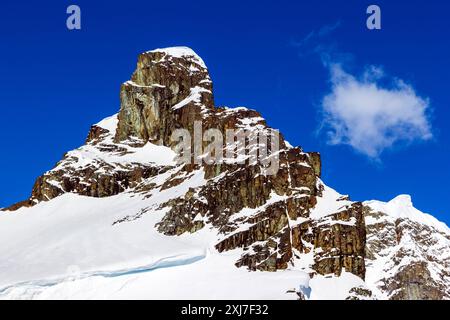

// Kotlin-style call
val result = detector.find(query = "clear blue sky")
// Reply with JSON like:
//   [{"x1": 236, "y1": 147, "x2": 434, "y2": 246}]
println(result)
[{"x1": 1, "y1": 0, "x2": 449, "y2": 224}]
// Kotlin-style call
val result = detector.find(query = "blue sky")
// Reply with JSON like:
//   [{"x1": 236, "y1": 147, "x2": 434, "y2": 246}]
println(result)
[{"x1": 1, "y1": 0, "x2": 449, "y2": 224}]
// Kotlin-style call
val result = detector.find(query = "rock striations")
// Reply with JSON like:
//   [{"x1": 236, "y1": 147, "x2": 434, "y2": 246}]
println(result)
[{"x1": 3, "y1": 47, "x2": 449, "y2": 300}]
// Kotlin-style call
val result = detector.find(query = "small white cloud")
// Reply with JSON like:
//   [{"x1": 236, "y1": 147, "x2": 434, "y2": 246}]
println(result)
[{"x1": 320, "y1": 63, "x2": 432, "y2": 158}]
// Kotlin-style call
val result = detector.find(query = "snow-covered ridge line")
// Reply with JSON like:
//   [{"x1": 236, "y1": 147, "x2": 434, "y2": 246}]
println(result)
[
  {"x1": 147, "y1": 46, "x2": 207, "y2": 69},
  {"x1": 364, "y1": 195, "x2": 450, "y2": 233}
]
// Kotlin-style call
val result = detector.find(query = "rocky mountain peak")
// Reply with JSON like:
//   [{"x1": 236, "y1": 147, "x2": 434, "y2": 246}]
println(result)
[
  {"x1": 114, "y1": 46, "x2": 214, "y2": 145},
  {"x1": 2, "y1": 47, "x2": 449, "y2": 300}
]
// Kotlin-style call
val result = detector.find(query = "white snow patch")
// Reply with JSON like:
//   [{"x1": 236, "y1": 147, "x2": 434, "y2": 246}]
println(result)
[
  {"x1": 54, "y1": 114, "x2": 178, "y2": 170},
  {"x1": 172, "y1": 86, "x2": 211, "y2": 110},
  {"x1": 309, "y1": 271, "x2": 367, "y2": 300},
  {"x1": 148, "y1": 46, "x2": 207, "y2": 69},
  {"x1": 310, "y1": 182, "x2": 353, "y2": 219},
  {"x1": 95, "y1": 114, "x2": 118, "y2": 133}
]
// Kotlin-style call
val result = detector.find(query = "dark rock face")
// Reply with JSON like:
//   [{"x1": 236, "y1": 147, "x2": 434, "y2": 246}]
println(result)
[
  {"x1": 86, "y1": 125, "x2": 109, "y2": 144},
  {"x1": 115, "y1": 49, "x2": 214, "y2": 146},
  {"x1": 5, "y1": 47, "x2": 449, "y2": 299},
  {"x1": 310, "y1": 203, "x2": 366, "y2": 278},
  {"x1": 32, "y1": 164, "x2": 164, "y2": 200},
  {"x1": 155, "y1": 146, "x2": 366, "y2": 278},
  {"x1": 386, "y1": 262, "x2": 446, "y2": 300}
]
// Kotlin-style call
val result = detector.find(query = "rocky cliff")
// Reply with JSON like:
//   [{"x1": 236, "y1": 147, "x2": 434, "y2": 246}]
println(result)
[{"x1": 3, "y1": 47, "x2": 449, "y2": 300}]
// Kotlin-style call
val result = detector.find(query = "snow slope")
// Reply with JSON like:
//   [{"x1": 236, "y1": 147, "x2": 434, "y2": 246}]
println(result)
[
  {"x1": 0, "y1": 170, "x2": 207, "y2": 289},
  {"x1": 0, "y1": 155, "x2": 365, "y2": 300},
  {"x1": 0, "y1": 186, "x2": 364, "y2": 300},
  {"x1": 2, "y1": 167, "x2": 447, "y2": 299},
  {"x1": 54, "y1": 114, "x2": 177, "y2": 171},
  {"x1": 2, "y1": 145, "x2": 447, "y2": 299}
]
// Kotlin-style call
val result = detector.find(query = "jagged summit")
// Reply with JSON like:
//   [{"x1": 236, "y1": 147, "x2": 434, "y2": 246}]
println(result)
[
  {"x1": 1, "y1": 47, "x2": 449, "y2": 300},
  {"x1": 115, "y1": 46, "x2": 214, "y2": 144}
]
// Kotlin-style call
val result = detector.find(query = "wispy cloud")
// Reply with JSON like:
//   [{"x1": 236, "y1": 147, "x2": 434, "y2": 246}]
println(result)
[
  {"x1": 294, "y1": 23, "x2": 433, "y2": 159},
  {"x1": 320, "y1": 63, "x2": 433, "y2": 159},
  {"x1": 291, "y1": 21, "x2": 341, "y2": 57}
]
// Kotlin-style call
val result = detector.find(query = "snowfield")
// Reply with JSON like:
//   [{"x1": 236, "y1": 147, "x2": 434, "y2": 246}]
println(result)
[
  {"x1": 0, "y1": 182, "x2": 365, "y2": 300},
  {"x1": 1, "y1": 164, "x2": 447, "y2": 299}
]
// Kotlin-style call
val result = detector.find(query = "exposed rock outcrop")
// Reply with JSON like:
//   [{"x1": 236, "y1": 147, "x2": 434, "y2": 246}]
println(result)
[{"x1": 115, "y1": 48, "x2": 214, "y2": 145}]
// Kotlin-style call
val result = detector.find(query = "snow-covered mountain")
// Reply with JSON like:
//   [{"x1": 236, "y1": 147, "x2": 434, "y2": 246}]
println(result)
[{"x1": 1, "y1": 47, "x2": 449, "y2": 300}]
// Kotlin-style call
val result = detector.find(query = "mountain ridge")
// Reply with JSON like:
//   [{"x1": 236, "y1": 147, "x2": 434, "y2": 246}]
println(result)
[{"x1": 1, "y1": 47, "x2": 448, "y2": 300}]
